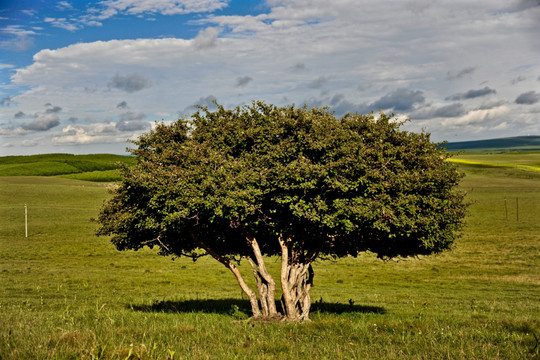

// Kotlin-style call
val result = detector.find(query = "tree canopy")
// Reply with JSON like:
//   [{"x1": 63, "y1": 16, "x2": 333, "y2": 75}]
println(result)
[{"x1": 97, "y1": 102, "x2": 468, "y2": 321}]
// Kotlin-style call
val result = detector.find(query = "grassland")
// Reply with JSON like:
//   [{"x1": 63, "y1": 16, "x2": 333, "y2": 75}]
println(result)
[
  {"x1": 0, "y1": 154, "x2": 134, "y2": 182},
  {"x1": 0, "y1": 153, "x2": 539, "y2": 359}
]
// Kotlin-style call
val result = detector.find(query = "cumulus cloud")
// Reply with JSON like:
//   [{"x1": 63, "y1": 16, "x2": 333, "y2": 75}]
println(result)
[
  {"x1": 441, "y1": 105, "x2": 510, "y2": 127},
  {"x1": 515, "y1": 91, "x2": 540, "y2": 104},
  {"x1": 446, "y1": 67, "x2": 476, "y2": 80},
  {"x1": 116, "y1": 120, "x2": 150, "y2": 132},
  {"x1": 21, "y1": 114, "x2": 60, "y2": 131},
  {"x1": 235, "y1": 76, "x2": 253, "y2": 87},
  {"x1": 119, "y1": 112, "x2": 146, "y2": 121},
  {"x1": 511, "y1": 76, "x2": 527, "y2": 85},
  {"x1": 185, "y1": 95, "x2": 219, "y2": 112},
  {"x1": 3, "y1": 0, "x2": 540, "y2": 153},
  {"x1": 476, "y1": 100, "x2": 507, "y2": 110},
  {"x1": 411, "y1": 103, "x2": 466, "y2": 120},
  {"x1": 371, "y1": 88, "x2": 425, "y2": 112},
  {"x1": 45, "y1": 105, "x2": 62, "y2": 114},
  {"x1": 307, "y1": 76, "x2": 329, "y2": 90},
  {"x1": 22, "y1": 139, "x2": 39, "y2": 147},
  {"x1": 289, "y1": 63, "x2": 306, "y2": 72},
  {"x1": 43, "y1": 0, "x2": 230, "y2": 31},
  {"x1": 95, "y1": 0, "x2": 229, "y2": 17},
  {"x1": 193, "y1": 27, "x2": 220, "y2": 49},
  {"x1": 1, "y1": 96, "x2": 11, "y2": 106},
  {"x1": 445, "y1": 87, "x2": 496, "y2": 101},
  {"x1": 52, "y1": 123, "x2": 120, "y2": 145},
  {"x1": 44, "y1": 17, "x2": 80, "y2": 31},
  {"x1": 14, "y1": 111, "x2": 26, "y2": 118},
  {"x1": 117, "y1": 101, "x2": 128, "y2": 109},
  {"x1": 108, "y1": 73, "x2": 152, "y2": 93},
  {"x1": 56, "y1": 1, "x2": 74, "y2": 11},
  {"x1": 0, "y1": 25, "x2": 37, "y2": 50},
  {"x1": 301, "y1": 94, "x2": 369, "y2": 116}
]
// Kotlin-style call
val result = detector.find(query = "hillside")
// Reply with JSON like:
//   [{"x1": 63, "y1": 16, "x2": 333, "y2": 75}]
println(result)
[
  {"x1": 1, "y1": 136, "x2": 539, "y2": 181},
  {"x1": 0, "y1": 153, "x2": 134, "y2": 181},
  {"x1": 443, "y1": 135, "x2": 540, "y2": 153}
]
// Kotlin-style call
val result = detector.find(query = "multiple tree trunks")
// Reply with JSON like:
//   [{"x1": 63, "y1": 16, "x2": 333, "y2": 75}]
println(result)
[
  {"x1": 193, "y1": 231, "x2": 314, "y2": 321},
  {"x1": 235, "y1": 235, "x2": 314, "y2": 321}
]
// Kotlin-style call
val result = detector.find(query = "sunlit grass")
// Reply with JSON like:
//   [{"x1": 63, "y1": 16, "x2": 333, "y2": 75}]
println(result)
[
  {"x1": 448, "y1": 158, "x2": 540, "y2": 172},
  {"x1": 59, "y1": 169, "x2": 123, "y2": 182},
  {"x1": 1, "y1": 152, "x2": 539, "y2": 359},
  {"x1": 0, "y1": 153, "x2": 134, "y2": 177}
]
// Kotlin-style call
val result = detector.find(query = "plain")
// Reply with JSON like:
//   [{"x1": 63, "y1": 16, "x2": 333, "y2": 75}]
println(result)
[{"x1": 0, "y1": 152, "x2": 539, "y2": 359}]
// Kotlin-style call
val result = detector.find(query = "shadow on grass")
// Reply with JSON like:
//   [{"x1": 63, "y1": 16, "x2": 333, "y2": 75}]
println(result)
[{"x1": 129, "y1": 298, "x2": 385, "y2": 316}]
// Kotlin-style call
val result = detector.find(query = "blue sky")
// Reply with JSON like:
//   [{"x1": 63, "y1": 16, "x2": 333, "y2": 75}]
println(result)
[{"x1": 1, "y1": 0, "x2": 539, "y2": 155}]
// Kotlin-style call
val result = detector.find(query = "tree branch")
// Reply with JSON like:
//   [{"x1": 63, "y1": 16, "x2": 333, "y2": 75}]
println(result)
[{"x1": 142, "y1": 234, "x2": 170, "y2": 252}]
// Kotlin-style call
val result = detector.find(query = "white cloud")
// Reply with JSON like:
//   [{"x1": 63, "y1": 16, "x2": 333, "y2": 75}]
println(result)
[
  {"x1": 96, "y1": 0, "x2": 229, "y2": 16},
  {"x1": 193, "y1": 27, "x2": 220, "y2": 49},
  {"x1": 235, "y1": 76, "x2": 253, "y2": 87},
  {"x1": 441, "y1": 105, "x2": 510, "y2": 127},
  {"x1": 2, "y1": 0, "x2": 540, "y2": 153},
  {"x1": 109, "y1": 73, "x2": 152, "y2": 93},
  {"x1": 0, "y1": 25, "x2": 37, "y2": 50},
  {"x1": 56, "y1": 1, "x2": 74, "y2": 11},
  {"x1": 44, "y1": 17, "x2": 81, "y2": 32}
]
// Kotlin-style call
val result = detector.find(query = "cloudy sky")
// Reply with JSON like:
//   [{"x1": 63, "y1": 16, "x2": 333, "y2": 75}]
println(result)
[{"x1": 1, "y1": 0, "x2": 539, "y2": 155}]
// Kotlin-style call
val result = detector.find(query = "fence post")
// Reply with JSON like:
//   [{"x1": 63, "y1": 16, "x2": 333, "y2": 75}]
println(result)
[
  {"x1": 25, "y1": 204, "x2": 28, "y2": 238},
  {"x1": 516, "y1": 198, "x2": 519, "y2": 222}
]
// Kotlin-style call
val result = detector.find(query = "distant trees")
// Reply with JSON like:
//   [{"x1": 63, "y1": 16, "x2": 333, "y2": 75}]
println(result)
[{"x1": 97, "y1": 102, "x2": 468, "y2": 321}]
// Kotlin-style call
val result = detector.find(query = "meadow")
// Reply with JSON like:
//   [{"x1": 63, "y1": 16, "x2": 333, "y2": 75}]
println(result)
[
  {"x1": 0, "y1": 152, "x2": 539, "y2": 359},
  {"x1": 0, "y1": 154, "x2": 135, "y2": 182}
]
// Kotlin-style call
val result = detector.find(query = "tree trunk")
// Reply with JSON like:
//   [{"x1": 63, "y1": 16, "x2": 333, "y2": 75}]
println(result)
[
  {"x1": 246, "y1": 236, "x2": 278, "y2": 318},
  {"x1": 190, "y1": 231, "x2": 314, "y2": 321},
  {"x1": 279, "y1": 235, "x2": 314, "y2": 321}
]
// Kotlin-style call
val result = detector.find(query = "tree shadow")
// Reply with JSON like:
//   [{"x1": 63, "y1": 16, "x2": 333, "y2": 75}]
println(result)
[
  {"x1": 129, "y1": 298, "x2": 385, "y2": 316},
  {"x1": 311, "y1": 300, "x2": 386, "y2": 315},
  {"x1": 130, "y1": 298, "x2": 251, "y2": 315}
]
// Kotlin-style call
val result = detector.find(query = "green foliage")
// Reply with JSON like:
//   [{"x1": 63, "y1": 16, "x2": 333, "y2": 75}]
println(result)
[
  {"x1": 0, "y1": 153, "x2": 134, "y2": 178},
  {"x1": 98, "y1": 102, "x2": 467, "y2": 260}
]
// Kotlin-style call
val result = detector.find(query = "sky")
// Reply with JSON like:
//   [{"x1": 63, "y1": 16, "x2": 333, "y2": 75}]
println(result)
[{"x1": 1, "y1": 0, "x2": 539, "y2": 156}]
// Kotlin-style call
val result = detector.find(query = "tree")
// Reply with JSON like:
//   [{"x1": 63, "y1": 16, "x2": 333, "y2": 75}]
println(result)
[{"x1": 96, "y1": 102, "x2": 468, "y2": 321}]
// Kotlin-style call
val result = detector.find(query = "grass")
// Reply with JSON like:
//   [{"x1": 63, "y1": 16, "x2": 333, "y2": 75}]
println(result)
[
  {"x1": 0, "y1": 155, "x2": 539, "y2": 359},
  {"x1": 0, "y1": 153, "x2": 134, "y2": 181},
  {"x1": 448, "y1": 152, "x2": 540, "y2": 175}
]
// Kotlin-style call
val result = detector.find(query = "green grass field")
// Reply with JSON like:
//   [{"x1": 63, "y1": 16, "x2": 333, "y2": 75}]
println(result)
[
  {"x1": 0, "y1": 153, "x2": 539, "y2": 359},
  {"x1": 0, "y1": 154, "x2": 135, "y2": 181}
]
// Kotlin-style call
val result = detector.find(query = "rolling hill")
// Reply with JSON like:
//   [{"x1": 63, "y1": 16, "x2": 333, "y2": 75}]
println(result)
[{"x1": 443, "y1": 135, "x2": 540, "y2": 153}]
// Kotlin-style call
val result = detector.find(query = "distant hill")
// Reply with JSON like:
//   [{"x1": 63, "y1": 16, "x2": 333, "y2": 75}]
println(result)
[
  {"x1": 0, "y1": 153, "x2": 134, "y2": 181},
  {"x1": 443, "y1": 136, "x2": 540, "y2": 153},
  {"x1": 1, "y1": 136, "x2": 539, "y2": 181}
]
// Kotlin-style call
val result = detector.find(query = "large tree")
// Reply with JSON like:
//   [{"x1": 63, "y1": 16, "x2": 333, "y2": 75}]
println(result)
[{"x1": 96, "y1": 102, "x2": 467, "y2": 321}]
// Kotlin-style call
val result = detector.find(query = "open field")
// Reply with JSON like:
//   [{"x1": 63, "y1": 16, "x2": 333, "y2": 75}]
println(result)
[
  {"x1": 449, "y1": 153, "x2": 540, "y2": 177},
  {"x1": 1, "y1": 154, "x2": 539, "y2": 359},
  {"x1": 0, "y1": 154, "x2": 134, "y2": 182}
]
